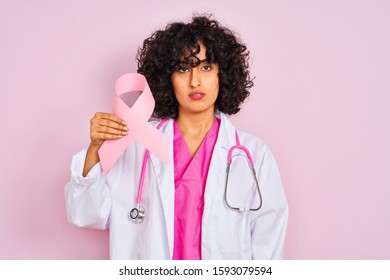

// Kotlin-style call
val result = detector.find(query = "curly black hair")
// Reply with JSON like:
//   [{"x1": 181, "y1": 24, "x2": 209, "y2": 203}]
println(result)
[{"x1": 137, "y1": 15, "x2": 253, "y2": 119}]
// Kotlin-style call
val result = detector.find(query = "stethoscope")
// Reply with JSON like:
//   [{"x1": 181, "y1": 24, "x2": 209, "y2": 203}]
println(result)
[{"x1": 130, "y1": 118, "x2": 263, "y2": 223}]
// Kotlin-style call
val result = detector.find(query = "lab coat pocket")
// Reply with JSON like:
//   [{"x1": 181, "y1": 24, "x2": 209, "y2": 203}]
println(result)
[{"x1": 217, "y1": 206, "x2": 251, "y2": 254}]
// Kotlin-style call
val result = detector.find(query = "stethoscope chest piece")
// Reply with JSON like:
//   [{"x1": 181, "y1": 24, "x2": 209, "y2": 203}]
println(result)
[{"x1": 130, "y1": 205, "x2": 145, "y2": 223}]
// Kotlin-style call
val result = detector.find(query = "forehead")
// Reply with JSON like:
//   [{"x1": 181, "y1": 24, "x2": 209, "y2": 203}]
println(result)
[
  {"x1": 181, "y1": 41, "x2": 206, "y2": 57},
  {"x1": 178, "y1": 41, "x2": 207, "y2": 66}
]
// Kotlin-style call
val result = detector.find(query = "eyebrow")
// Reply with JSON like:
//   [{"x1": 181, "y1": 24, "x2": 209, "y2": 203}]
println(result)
[{"x1": 179, "y1": 57, "x2": 208, "y2": 68}]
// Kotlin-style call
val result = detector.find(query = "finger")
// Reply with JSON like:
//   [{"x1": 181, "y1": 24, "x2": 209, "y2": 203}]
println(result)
[
  {"x1": 96, "y1": 126, "x2": 128, "y2": 136},
  {"x1": 97, "y1": 119, "x2": 128, "y2": 131},
  {"x1": 98, "y1": 132, "x2": 125, "y2": 140},
  {"x1": 90, "y1": 123, "x2": 127, "y2": 141},
  {"x1": 96, "y1": 112, "x2": 127, "y2": 126},
  {"x1": 91, "y1": 130, "x2": 124, "y2": 142}
]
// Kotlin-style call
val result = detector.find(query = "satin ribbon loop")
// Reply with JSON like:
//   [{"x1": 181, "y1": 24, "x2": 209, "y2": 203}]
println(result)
[{"x1": 98, "y1": 73, "x2": 169, "y2": 174}]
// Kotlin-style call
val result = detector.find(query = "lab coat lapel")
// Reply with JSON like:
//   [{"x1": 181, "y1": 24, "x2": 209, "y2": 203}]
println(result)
[
  {"x1": 149, "y1": 119, "x2": 175, "y2": 259},
  {"x1": 204, "y1": 113, "x2": 237, "y2": 208}
]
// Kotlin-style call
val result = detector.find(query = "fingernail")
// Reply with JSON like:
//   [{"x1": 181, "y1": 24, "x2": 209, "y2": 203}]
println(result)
[
  {"x1": 122, "y1": 131, "x2": 128, "y2": 135},
  {"x1": 122, "y1": 121, "x2": 127, "y2": 126},
  {"x1": 123, "y1": 126, "x2": 129, "y2": 131}
]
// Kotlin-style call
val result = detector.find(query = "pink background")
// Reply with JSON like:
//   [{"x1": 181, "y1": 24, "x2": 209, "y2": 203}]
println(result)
[{"x1": 1, "y1": 0, "x2": 389, "y2": 259}]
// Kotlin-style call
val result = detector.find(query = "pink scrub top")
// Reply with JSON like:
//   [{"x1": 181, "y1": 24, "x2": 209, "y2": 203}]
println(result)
[{"x1": 172, "y1": 118, "x2": 221, "y2": 260}]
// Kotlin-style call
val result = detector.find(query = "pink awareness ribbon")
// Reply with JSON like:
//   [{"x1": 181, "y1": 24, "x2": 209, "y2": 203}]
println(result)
[{"x1": 98, "y1": 73, "x2": 169, "y2": 174}]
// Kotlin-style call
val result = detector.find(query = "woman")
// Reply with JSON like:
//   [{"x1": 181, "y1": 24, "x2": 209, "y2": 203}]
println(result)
[{"x1": 65, "y1": 15, "x2": 288, "y2": 260}]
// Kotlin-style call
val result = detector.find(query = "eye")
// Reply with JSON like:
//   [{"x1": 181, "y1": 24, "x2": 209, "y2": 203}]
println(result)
[
  {"x1": 178, "y1": 66, "x2": 190, "y2": 73},
  {"x1": 202, "y1": 65, "x2": 212, "y2": 71}
]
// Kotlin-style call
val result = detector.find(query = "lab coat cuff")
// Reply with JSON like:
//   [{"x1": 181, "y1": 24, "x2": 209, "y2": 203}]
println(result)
[{"x1": 70, "y1": 148, "x2": 104, "y2": 186}]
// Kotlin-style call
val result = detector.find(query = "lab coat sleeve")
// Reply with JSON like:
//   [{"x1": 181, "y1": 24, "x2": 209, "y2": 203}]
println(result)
[
  {"x1": 64, "y1": 148, "x2": 111, "y2": 230},
  {"x1": 250, "y1": 147, "x2": 288, "y2": 259}
]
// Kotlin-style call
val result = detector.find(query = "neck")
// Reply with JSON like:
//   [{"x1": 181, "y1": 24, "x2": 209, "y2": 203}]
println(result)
[{"x1": 176, "y1": 111, "x2": 216, "y2": 137}]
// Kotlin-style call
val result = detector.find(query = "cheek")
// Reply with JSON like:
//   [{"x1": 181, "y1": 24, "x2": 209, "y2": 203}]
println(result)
[
  {"x1": 171, "y1": 76, "x2": 181, "y2": 96},
  {"x1": 171, "y1": 75, "x2": 177, "y2": 90},
  {"x1": 172, "y1": 82, "x2": 186, "y2": 101},
  {"x1": 211, "y1": 76, "x2": 220, "y2": 92},
  {"x1": 172, "y1": 73, "x2": 187, "y2": 86}
]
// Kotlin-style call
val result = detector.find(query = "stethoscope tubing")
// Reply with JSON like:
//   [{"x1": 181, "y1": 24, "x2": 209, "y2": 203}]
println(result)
[
  {"x1": 135, "y1": 118, "x2": 168, "y2": 205},
  {"x1": 224, "y1": 146, "x2": 263, "y2": 212},
  {"x1": 131, "y1": 118, "x2": 263, "y2": 223}
]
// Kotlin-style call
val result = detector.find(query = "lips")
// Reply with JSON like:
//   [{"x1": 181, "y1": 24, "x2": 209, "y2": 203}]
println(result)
[{"x1": 189, "y1": 91, "x2": 206, "y2": 100}]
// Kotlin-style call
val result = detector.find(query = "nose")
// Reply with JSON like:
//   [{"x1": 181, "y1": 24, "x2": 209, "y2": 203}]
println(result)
[{"x1": 190, "y1": 68, "x2": 201, "y2": 88}]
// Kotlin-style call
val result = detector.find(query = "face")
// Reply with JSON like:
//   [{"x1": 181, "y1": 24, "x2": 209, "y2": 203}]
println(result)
[{"x1": 171, "y1": 41, "x2": 219, "y2": 117}]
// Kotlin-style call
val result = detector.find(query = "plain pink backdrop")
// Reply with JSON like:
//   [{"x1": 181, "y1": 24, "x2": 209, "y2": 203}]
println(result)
[{"x1": 1, "y1": 0, "x2": 389, "y2": 259}]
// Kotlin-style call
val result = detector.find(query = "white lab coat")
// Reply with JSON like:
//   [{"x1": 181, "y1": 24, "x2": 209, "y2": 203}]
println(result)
[{"x1": 65, "y1": 113, "x2": 288, "y2": 259}]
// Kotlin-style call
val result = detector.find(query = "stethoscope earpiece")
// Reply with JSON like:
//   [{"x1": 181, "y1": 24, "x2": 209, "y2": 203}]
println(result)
[{"x1": 130, "y1": 205, "x2": 145, "y2": 223}]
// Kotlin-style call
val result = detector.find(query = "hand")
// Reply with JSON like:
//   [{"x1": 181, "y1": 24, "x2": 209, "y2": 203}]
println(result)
[{"x1": 89, "y1": 112, "x2": 128, "y2": 150}]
